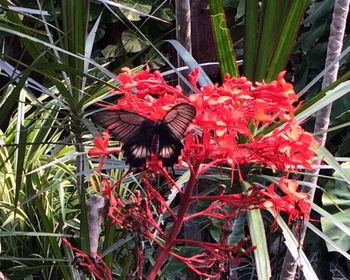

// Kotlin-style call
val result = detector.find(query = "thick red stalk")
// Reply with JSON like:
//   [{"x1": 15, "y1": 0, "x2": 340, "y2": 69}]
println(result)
[{"x1": 147, "y1": 162, "x2": 200, "y2": 280}]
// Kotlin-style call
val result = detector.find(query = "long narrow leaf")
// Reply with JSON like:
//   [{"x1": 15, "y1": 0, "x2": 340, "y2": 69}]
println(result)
[
  {"x1": 266, "y1": 1, "x2": 308, "y2": 81},
  {"x1": 255, "y1": 1, "x2": 279, "y2": 80},
  {"x1": 165, "y1": 39, "x2": 213, "y2": 86},
  {"x1": 244, "y1": 0, "x2": 258, "y2": 79},
  {"x1": 242, "y1": 182, "x2": 271, "y2": 280},
  {"x1": 296, "y1": 81, "x2": 350, "y2": 122},
  {"x1": 209, "y1": 0, "x2": 239, "y2": 78}
]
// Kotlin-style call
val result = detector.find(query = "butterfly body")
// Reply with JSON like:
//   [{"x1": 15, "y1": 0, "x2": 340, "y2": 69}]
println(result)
[{"x1": 93, "y1": 103, "x2": 196, "y2": 168}]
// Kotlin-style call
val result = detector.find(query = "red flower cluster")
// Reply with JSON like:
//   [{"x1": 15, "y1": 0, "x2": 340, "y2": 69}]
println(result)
[
  {"x1": 185, "y1": 69, "x2": 316, "y2": 174},
  {"x1": 244, "y1": 120, "x2": 316, "y2": 171},
  {"x1": 89, "y1": 67, "x2": 317, "y2": 279},
  {"x1": 107, "y1": 66, "x2": 190, "y2": 121}
]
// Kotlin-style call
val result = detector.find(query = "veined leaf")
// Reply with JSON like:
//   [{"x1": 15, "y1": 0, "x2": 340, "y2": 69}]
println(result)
[{"x1": 122, "y1": 30, "x2": 150, "y2": 53}]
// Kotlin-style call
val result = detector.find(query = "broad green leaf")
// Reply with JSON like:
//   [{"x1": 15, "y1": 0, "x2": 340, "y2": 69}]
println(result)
[
  {"x1": 140, "y1": 49, "x2": 166, "y2": 69},
  {"x1": 100, "y1": 0, "x2": 168, "y2": 23},
  {"x1": 306, "y1": 221, "x2": 350, "y2": 261},
  {"x1": 122, "y1": 30, "x2": 150, "y2": 53},
  {"x1": 119, "y1": 2, "x2": 152, "y2": 21},
  {"x1": 102, "y1": 44, "x2": 120, "y2": 58},
  {"x1": 321, "y1": 162, "x2": 350, "y2": 252}
]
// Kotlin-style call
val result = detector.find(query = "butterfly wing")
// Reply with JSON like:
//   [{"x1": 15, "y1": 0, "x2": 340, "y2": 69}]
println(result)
[
  {"x1": 156, "y1": 125, "x2": 183, "y2": 167},
  {"x1": 93, "y1": 110, "x2": 155, "y2": 167},
  {"x1": 161, "y1": 103, "x2": 196, "y2": 139},
  {"x1": 92, "y1": 103, "x2": 196, "y2": 168},
  {"x1": 93, "y1": 110, "x2": 155, "y2": 142},
  {"x1": 157, "y1": 103, "x2": 196, "y2": 166}
]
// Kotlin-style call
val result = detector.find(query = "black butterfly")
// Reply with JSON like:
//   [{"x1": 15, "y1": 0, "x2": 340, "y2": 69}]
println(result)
[{"x1": 93, "y1": 103, "x2": 196, "y2": 168}]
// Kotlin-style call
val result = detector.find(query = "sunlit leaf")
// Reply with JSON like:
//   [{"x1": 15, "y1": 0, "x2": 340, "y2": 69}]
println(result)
[{"x1": 119, "y1": 1, "x2": 152, "y2": 21}]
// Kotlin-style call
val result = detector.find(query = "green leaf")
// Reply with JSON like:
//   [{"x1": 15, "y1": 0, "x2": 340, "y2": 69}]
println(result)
[
  {"x1": 157, "y1": 7, "x2": 175, "y2": 21},
  {"x1": 13, "y1": 89, "x2": 27, "y2": 213},
  {"x1": 317, "y1": 146, "x2": 350, "y2": 186},
  {"x1": 0, "y1": 84, "x2": 21, "y2": 129},
  {"x1": 244, "y1": 0, "x2": 258, "y2": 79},
  {"x1": 141, "y1": 50, "x2": 166, "y2": 69},
  {"x1": 243, "y1": 0, "x2": 307, "y2": 81},
  {"x1": 321, "y1": 162, "x2": 350, "y2": 252},
  {"x1": 165, "y1": 40, "x2": 213, "y2": 87},
  {"x1": 254, "y1": 1, "x2": 279, "y2": 80},
  {"x1": 296, "y1": 81, "x2": 350, "y2": 123},
  {"x1": 25, "y1": 174, "x2": 71, "y2": 279},
  {"x1": 122, "y1": 30, "x2": 149, "y2": 53},
  {"x1": 266, "y1": 0, "x2": 308, "y2": 81},
  {"x1": 210, "y1": 213, "x2": 246, "y2": 244},
  {"x1": 119, "y1": 2, "x2": 152, "y2": 21},
  {"x1": 242, "y1": 181, "x2": 271, "y2": 280},
  {"x1": 101, "y1": 44, "x2": 120, "y2": 58},
  {"x1": 209, "y1": 0, "x2": 239, "y2": 78}
]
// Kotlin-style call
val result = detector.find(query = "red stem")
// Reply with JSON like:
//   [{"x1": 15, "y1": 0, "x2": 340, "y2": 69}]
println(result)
[{"x1": 147, "y1": 162, "x2": 200, "y2": 280}]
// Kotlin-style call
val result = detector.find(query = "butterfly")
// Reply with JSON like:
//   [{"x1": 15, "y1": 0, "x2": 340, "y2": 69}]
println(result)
[{"x1": 93, "y1": 103, "x2": 196, "y2": 168}]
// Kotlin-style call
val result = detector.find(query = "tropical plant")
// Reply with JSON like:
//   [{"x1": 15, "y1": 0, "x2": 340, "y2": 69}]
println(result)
[{"x1": 1, "y1": 0, "x2": 350, "y2": 279}]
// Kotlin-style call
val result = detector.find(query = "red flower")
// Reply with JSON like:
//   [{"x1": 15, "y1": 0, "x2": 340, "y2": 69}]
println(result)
[
  {"x1": 88, "y1": 132, "x2": 121, "y2": 172},
  {"x1": 261, "y1": 177, "x2": 310, "y2": 224},
  {"x1": 279, "y1": 177, "x2": 308, "y2": 201}
]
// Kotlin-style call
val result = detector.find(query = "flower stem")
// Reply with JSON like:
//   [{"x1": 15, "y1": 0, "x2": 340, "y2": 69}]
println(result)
[{"x1": 147, "y1": 163, "x2": 200, "y2": 280}]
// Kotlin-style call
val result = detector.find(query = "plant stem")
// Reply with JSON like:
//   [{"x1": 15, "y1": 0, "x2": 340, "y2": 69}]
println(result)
[{"x1": 147, "y1": 163, "x2": 200, "y2": 280}]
